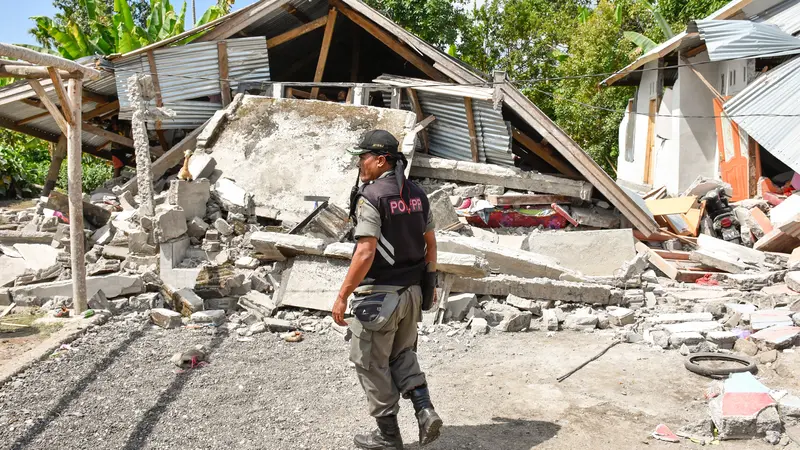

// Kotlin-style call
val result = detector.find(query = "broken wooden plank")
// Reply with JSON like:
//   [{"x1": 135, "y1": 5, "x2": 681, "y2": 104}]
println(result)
[
  {"x1": 486, "y1": 194, "x2": 572, "y2": 206},
  {"x1": 310, "y1": 8, "x2": 338, "y2": 100},
  {"x1": 0, "y1": 303, "x2": 15, "y2": 319},
  {"x1": 636, "y1": 241, "x2": 678, "y2": 280},
  {"x1": 653, "y1": 249, "x2": 691, "y2": 261},
  {"x1": 411, "y1": 155, "x2": 593, "y2": 200},
  {"x1": 512, "y1": 127, "x2": 582, "y2": 179},
  {"x1": 644, "y1": 196, "x2": 697, "y2": 216},
  {"x1": 266, "y1": 15, "x2": 328, "y2": 48},
  {"x1": 754, "y1": 226, "x2": 800, "y2": 253}
]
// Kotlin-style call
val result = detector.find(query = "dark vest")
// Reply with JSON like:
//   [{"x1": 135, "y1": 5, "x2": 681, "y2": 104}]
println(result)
[{"x1": 356, "y1": 175, "x2": 430, "y2": 287}]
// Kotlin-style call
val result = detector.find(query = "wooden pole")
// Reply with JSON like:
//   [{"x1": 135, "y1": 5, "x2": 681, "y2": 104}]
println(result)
[
  {"x1": 67, "y1": 78, "x2": 87, "y2": 313},
  {"x1": 41, "y1": 135, "x2": 67, "y2": 197},
  {"x1": 0, "y1": 43, "x2": 102, "y2": 79},
  {"x1": 464, "y1": 97, "x2": 480, "y2": 162},
  {"x1": 310, "y1": 8, "x2": 338, "y2": 99},
  {"x1": 217, "y1": 41, "x2": 232, "y2": 107}
]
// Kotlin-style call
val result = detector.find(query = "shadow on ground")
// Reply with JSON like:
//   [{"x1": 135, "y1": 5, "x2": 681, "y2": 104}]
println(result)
[{"x1": 407, "y1": 417, "x2": 560, "y2": 450}]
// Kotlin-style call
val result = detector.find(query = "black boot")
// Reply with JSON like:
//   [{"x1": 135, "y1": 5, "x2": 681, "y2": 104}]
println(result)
[
  {"x1": 407, "y1": 385, "x2": 442, "y2": 446},
  {"x1": 354, "y1": 415, "x2": 404, "y2": 450}
]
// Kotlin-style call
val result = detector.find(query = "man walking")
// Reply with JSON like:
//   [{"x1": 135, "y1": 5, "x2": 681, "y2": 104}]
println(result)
[{"x1": 332, "y1": 129, "x2": 442, "y2": 449}]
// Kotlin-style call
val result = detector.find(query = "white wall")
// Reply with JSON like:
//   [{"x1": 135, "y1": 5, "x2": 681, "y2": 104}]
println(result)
[
  {"x1": 718, "y1": 59, "x2": 750, "y2": 96},
  {"x1": 616, "y1": 61, "x2": 661, "y2": 187},
  {"x1": 675, "y1": 54, "x2": 720, "y2": 191},
  {"x1": 652, "y1": 87, "x2": 680, "y2": 194}
]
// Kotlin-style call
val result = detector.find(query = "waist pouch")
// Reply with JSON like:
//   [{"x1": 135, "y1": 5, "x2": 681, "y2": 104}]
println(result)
[{"x1": 352, "y1": 286, "x2": 409, "y2": 331}]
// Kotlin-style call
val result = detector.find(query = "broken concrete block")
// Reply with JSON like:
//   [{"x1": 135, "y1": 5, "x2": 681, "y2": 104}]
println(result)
[
  {"x1": 301, "y1": 203, "x2": 351, "y2": 244},
  {"x1": 734, "y1": 338, "x2": 759, "y2": 356},
  {"x1": 191, "y1": 309, "x2": 226, "y2": 326},
  {"x1": 563, "y1": 314, "x2": 598, "y2": 331},
  {"x1": 482, "y1": 301, "x2": 522, "y2": 325},
  {"x1": 87, "y1": 290, "x2": 111, "y2": 311},
  {"x1": 235, "y1": 256, "x2": 259, "y2": 270},
  {"x1": 607, "y1": 307, "x2": 635, "y2": 326},
  {"x1": 154, "y1": 206, "x2": 188, "y2": 243},
  {"x1": 437, "y1": 252, "x2": 490, "y2": 278},
  {"x1": 437, "y1": 234, "x2": 569, "y2": 280},
  {"x1": 428, "y1": 189, "x2": 460, "y2": 230},
  {"x1": 496, "y1": 311, "x2": 532, "y2": 332},
  {"x1": 707, "y1": 331, "x2": 738, "y2": 350},
  {"x1": 543, "y1": 308, "x2": 559, "y2": 331},
  {"x1": 697, "y1": 234, "x2": 766, "y2": 268},
  {"x1": 128, "y1": 230, "x2": 157, "y2": 256},
  {"x1": 323, "y1": 242, "x2": 355, "y2": 259},
  {"x1": 91, "y1": 223, "x2": 114, "y2": 245},
  {"x1": 522, "y1": 229, "x2": 634, "y2": 277},
  {"x1": 646, "y1": 312, "x2": 714, "y2": 325},
  {"x1": 646, "y1": 329, "x2": 670, "y2": 349},
  {"x1": 445, "y1": 293, "x2": 477, "y2": 322},
  {"x1": 250, "y1": 231, "x2": 326, "y2": 260},
  {"x1": 188, "y1": 154, "x2": 217, "y2": 180},
  {"x1": 451, "y1": 275, "x2": 615, "y2": 305},
  {"x1": 661, "y1": 321, "x2": 722, "y2": 335},
  {"x1": 263, "y1": 317, "x2": 296, "y2": 333},
  {"x1": 778, "y1": 395, "x2": 800, "y2": 428},
  {"x1": 757, "y1": 349, "x2": 778, "y2": 364},
  {"x1": 150, "y1": 308, "x2": 182, "y2": 329},
  {"x1": 168, "y1": 179, "x2": 211, "y2": 220},
  {"x1": 710, "y1": 372, "x2": 780, "y2": 440},
  {"x1": 750, "y1": 309, "x2": 794, "y2": 331},
  {"x1": 87, "y1": 257, "x2": 119, "y2": 277},
  {"x1": 669, "y1": 332, "x2": 704, "y2": 349},
  {"x1": 102, "y1": 245, "x2": 129, "y2": 261},
  {"x1": 187, "y1": 216, "x2": 209, "y2": 239},
  {"x1": 275, "y1": 256, "x2": 349, "y2": 312},
  {"x1": 176, "y1": 288, "x2": 204, "y2": 314},
  {"x1": 453, "y1": 185, "x2": 484, "y2": 198},
  {"x1": 213, "y1": 177, "x2": 254, "y2": 216},
  {"x1": 786, "y1": 271, "x2": 800, "y2": 293},
  {"x1": 9, "y1": 274, "x2": 144, "y2": 300},
  {"x1": 13, "y1": 243, "x2": 59, "y2": 271},
  {"x1": 690, "y1": 249, "x2": 753, "y2": 274},
  {"x1": 505, "y1": 294, "x2": 541, "y2": 315},
  {"x1": 569, "y1": 206, "x2": 621, "y2": 229},
  {"x1": 749, "y1": 326, "x2": 800, "y2": 350},
  {"x1": 214, "y1": 218, "x2": 233, "y2": 236},
  {"x1": 0, "y1": 255, "x2": 28, "y2": 288},
  {"x1": 238, "y1": 290, "x2": 276, "y2": 319},
  {"x1": 469, "y1": 317, "x2": 489, "y2": 335}
]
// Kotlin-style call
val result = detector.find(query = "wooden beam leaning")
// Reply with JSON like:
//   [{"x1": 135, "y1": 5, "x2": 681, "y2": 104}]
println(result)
[
  {"x1": 47, "y1": 67, "x2": 74, "y2": 125},
  {"x1": 311, "y1": 8, "x2": 338, "y2": 100},
  {"x1": 27, "y1": 79, "x2": 69, "y2": 135},
  {"x1": 681, "y1": 56, "x2": 724, "y2": 102},
  {"x1": 82, "y1": 100, "x2": 119, "y2": 121},
  {"x1": 463, "y1": 97, "x2": 480, "y2": 162},
  {"x1": 331, "y1": 0, "x2": 447, "y2": 82},
  {"x1": 82, "y1": 122, "x2": 135, "y2": 148},
  {"x1": 15, "y1": 110, "x2": 51, "y2": 126},
  {"x1": 218, "y1": 41, "x2": 232, "y2": 107},
  {"x1": 512, "y1": 127, "x2": 583, "y2": 179},
  {"x1": 405, "y1": 88, "x2": 429, "y2": 153},
  {"x1": 266, "y1": 15, "x2": 328, "y2": 48},
  {"x1": 0, "y1": 43, "x2": 102, "y2": 80}
]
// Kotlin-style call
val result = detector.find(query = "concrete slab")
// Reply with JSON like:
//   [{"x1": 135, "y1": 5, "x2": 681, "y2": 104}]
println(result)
[
  {"x1": 321, "y1": 243, "x2": 489, "y2": 278},
  {"x1": 749, "y1": 326, "x2": 800, "y2": 349},
  {"x1": 522, "y1": 229, "x2": 634, "y2": 276},
  {"x1": 250, "y1": 232, "x2": 326, "y2": 260},
  {"x1": 646, "y1": 312, "x2": 714, "y2": 324},
  {"x1": 451, "y1": 275, "x2": 616, "y2": 305},
  {"x1": 437, "y1": 233, "x2": 569, "y2": 280},
  {"x1": 0, "y1": 255, "x2": 26, "y2": 287},
  {"x1": 661, "y1": 321, "x2": 722, "y2": 335},
  {"x1": 276, "y1": 256, "x2": 349, "y2": 312},
  {"x1": 710, "y1": 372, "x2": 780, "y2": 440},
  {"x1": 323, "y1": 242, "x2": 355, "y2": 259},
  {"x1": 9, "y1": 275, "x2": 144, "y2": 300},
  {"x1": 428, "y1": 189, "x2": 460, "y2": 230},
  {"x1": 13, "y1": 244, "x2": 59, "y2": 271},
  {"x1": 607, "y1": 307, "x2": 635, "y2": 326},
  {"x1": 187, "y1": 153, "x2": 217, "y2": 180},
  {"x1": 206, "y1": 96, "x2": 416, "y2": 222},
  {"x1": 749, "y1": 309, "x2": 794, "y2": 331},
  {"x1": 213, "y1": 177, "x2": 254, "y2": 216}
]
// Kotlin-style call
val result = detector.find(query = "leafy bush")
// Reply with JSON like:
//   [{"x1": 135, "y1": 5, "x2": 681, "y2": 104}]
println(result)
[{"x1": 0, "y1": 146, "x2": 39, "y2": 198}]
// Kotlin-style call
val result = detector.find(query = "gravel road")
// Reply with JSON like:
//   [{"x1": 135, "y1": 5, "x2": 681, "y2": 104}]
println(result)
[{"x1": 0, "y1": 315, "x2": 794, "y2": 450}]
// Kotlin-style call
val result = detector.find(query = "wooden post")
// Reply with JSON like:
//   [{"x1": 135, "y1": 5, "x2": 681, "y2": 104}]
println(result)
[
  {"x1": 390, "y1": 88, "x2": 401, "y2": 109},
  {"x1": 218, "y1": 41, "x2": 232, "y2": 107},
  {"x1": 310, "y1": 8, "x2": 338, "y2": 99},
  {"x1": 66, "y1": 78, "x2": 87, "y2": 313},
  {"x1": 146, "y1": 51, "x2": 170, "y2": 151},
  {"x1": 463, "y1": 97, "x2": 480, "y2": 162},
  {"x1": 42, "y1": 136, "x2": 67, "y2": 197},
  {"x1": 405, "y1": 88, "x2": 429, "y2": 153}
]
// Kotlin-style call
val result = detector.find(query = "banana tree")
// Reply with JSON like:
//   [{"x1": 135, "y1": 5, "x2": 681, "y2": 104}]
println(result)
[{"x1": 622, "y1": 0, "x2": 674, "y2": 53}]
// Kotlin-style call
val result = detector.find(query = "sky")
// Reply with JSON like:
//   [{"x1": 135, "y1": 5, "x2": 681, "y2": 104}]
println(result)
[{"x1": 1, "y1": 0, "x2": 261, "y2": 47}]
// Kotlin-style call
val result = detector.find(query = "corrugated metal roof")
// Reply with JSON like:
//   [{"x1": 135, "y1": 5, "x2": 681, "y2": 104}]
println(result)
[
  {"x1": 115, "y1": 37, "x2": 270, "y2": 122},
  {"x1": 724, "y1": 55, "x2": 800, "y2": 173},
  {"x1": 697, "y1": 19, "x2": 800, "y2": 61},
  {"x1": 751, "y1": 0, "x2": 800, "y2": 35}
]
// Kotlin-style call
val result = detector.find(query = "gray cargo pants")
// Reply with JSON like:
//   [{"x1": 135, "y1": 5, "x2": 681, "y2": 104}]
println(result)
[{"x1": 349, "y1": 285, "x2": 427, "y2": 417}]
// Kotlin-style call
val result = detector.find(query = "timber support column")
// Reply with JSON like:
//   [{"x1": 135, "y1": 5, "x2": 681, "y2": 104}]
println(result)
[
  {"x1": 67, "y1": 78, "x2": 87, "y2": 313},
  {"x1": 41, "y1": 135, "x2": 67, "y2": 197}
]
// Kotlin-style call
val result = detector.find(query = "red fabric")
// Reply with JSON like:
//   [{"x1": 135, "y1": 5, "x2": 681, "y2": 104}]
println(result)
[{"x1": 112, "y1": 156, "x2": 124, "y2": 169}]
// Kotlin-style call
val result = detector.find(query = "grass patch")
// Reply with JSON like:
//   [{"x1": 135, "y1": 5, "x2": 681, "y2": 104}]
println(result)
[{"x1": 0, "y1": 309, "x2": 64, "y2": 336}]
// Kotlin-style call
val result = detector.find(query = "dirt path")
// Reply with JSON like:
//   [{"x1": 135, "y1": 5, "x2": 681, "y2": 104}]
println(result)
[{"x1": 0, "y1": 318, "x2": 794, "y2": 449}]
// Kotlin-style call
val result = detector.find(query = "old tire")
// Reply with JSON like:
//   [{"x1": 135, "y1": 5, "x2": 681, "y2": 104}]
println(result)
[{"x1": 684, "y1": 352, "x2": 757, "y2": 379}]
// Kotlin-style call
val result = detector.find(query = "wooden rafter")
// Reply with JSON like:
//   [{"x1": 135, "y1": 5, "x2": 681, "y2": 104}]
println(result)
[
  {"x1": 281, "y1": 4, "x2": 312, "y2": 23},
  {"x1": 512, "y1": 127, "x2": 582, "y2": 179},
  {"x1": 310, "y1": 8, "x2": 338, "y2": 99},
  {"x1": 47, "y1": 67, "x2": 74, "y2": 125},
  {"x1": 82, "y1": 100, "x2": 119, "y2": 121},
  {"x1": 81, "y1": 90, "x2": 110, "y2": 105},
  {"x1": 82, "y1": 122, "x2": 135, "y2": 148},
  {"x1": 463, "y1": 97, "x2": 480, "y2": 162},
  {"x1": 0, "y1": 43, "x2": 101, "y2": 79},
  {"x1": 266, "y1": 15, "x2": 328, "y2": 48},
  {"x1": 331, "y1": 0, "x2": 447, "y2": 82},
  {"x1": 15, "y1": 110, "x2": 51, "y2": 126},
  {"x1": 27, "y1": 79, "x2": 68, "y2": 135},
  {"x1": 0, "y1": 64, "x2": 78, "y2": 80},
  {"x1": 685, "y1": 44, "x2": 707, "y2": 58}
]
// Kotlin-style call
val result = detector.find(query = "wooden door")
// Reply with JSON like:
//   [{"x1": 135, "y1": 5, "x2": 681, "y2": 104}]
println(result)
[
  {"x1": 643, "y1": 98, "x2": 658, "y2": 185},
  {"x1": 713, "y1": 98, "x2": 748, "y2": 201}
]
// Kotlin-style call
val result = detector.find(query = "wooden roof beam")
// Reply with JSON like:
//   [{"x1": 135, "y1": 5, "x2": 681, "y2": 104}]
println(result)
[
  {"x1": 311, "y1": 8, "x2": 338, "y2": 99},
  {"x1": 512, "y1": 127, "x2": 583, "y2": 179},
  {"x1": 266, "y1": 15, "x2": 328, "y2": 48},
  {"x1": 0, "y1": 43, "x2": 102, "y2": 80},
  {"x1": 27, "y1": 79, "x2": 68, "y2": 135}
]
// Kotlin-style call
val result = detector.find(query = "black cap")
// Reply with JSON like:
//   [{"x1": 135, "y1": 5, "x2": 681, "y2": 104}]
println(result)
[{"x1": 348, "y1": 129, "x2": 399, "y2": 156}]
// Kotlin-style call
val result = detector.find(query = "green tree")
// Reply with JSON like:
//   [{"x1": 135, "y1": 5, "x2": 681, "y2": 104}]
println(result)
[{"x1": 362, "y1": 0, "x2": 467, "y2": 49}]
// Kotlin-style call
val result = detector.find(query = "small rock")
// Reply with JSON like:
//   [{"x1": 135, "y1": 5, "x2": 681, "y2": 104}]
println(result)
[
  {"x1": 679, "y1": 343, "x2": 691, "y2": 356},
  {"x1": 150, "y1": 308, "x2": 182, "y2": 329},
  {"x1": 214, "y1": 218, "x2": 233, "y2": 236},
  {"x1": 543, "y1": 309, "x2": 558, "y2": 331},
  {"x1": 734, "y1": 338, "x2": 759, "y2": 356},
  {"x1": 469, "y1": 317, "x2": 489, "y2": 335},
  {"x1": 191, "y1": 310, "x2": 227, "y2": 326},
  {"x1": 496, "y1": 311, "x2": 532, "y2": 332},
  {"x1": 249, "y1": 321, "x2": 267, "y2": 334},
  {"x1": 235, "y1": 256, "x2": 259, "y2": 270},
  {"x1": 758, "y1": 349, "x2": 779, "y2": 364}
]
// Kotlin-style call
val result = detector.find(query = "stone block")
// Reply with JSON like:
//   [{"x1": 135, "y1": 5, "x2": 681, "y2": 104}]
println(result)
[
  {"x1": 452, "y1": 275, "x2": 615, "y2": 305},
  {"x1": 428, "y1": 189, "x2": 460, "y2": 230},
  {"x1": 646, "y1": 312, "x2": 714, "y2": 325},
  {"x1": 168, "y1": 180, "x2": 210, "y2": 220},
  {"x1": 707, "y1": 331, "x2": 738, "y2": 350},
  {"x1": 213, "y1": 177, "x2": 254, "y2": 216},
  {"x1": 445, "y1": 293, "x2": 477, "y2": 322},
  {"x1": 669, "y1": 332, "x2": 704, "y2": 349},
  {"x1": 151, "y1": 308, "x2": 182, "y2": 329},
  {"x1": 235, "y1": 256, "x2": 259, "y2": 270},
  {"x1": 238, "y1": 290, "x2": 276, "y2": 319},
  {"x1": 564, "y1": 314, "x2": 598, "y2": 331},
  {"x1": 438, "y1": 234, "x2": 568, "y2": 280},
  {"x1": 154, "y1": 206, "x2": 188, "y2": 243},
  {"x1": 505, "y1": 294, "x2": 541, "y2": 315},
  {"x1": 187, "y1": 217, "x2": 209, "y2": 239},
  {"x1": 9, "y1": 274, "x2": 144, "y2": 300},
  {"x1": 176, "y1": 288, "x2": 204, "y2": 314},
  {"x1": 543, "y1": 309, "x2": 559, "y2": 331},
  {"x1": 496, "y1": 311, "x2": 532, "y2": 332},
  {"x1": 188, "y1": 154, "x2": 217, "y2": 180},
  {"x1": 191, "y1": 309, "x2": 226, "y2": 326},
  {"x1": 250, "y1": 232, "x2": 326, "y2": 260},
  {"x1": 522, "y1": 229, "x2": 634, "y2": 276},
  {"x1": 607, "y1": 307, "x2": 635, "y2": 326},
  {"x1": 275, "y1": 256, "x2": 349, "y2": 312}
]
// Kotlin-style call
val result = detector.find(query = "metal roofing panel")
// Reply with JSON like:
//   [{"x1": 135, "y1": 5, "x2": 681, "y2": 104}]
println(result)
[
  {"x1": 115, "y1": 37, "x2": 270, "y2": 118},
  {"x1": 750, "y1": 0, "x2": 800, "y2": 35},
  {"x1": 697, "y1": 19, "x2": 800, "y2": 61},
  {"x1": 724, "y1": 56, "x2": 800, "y2": 173}
]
